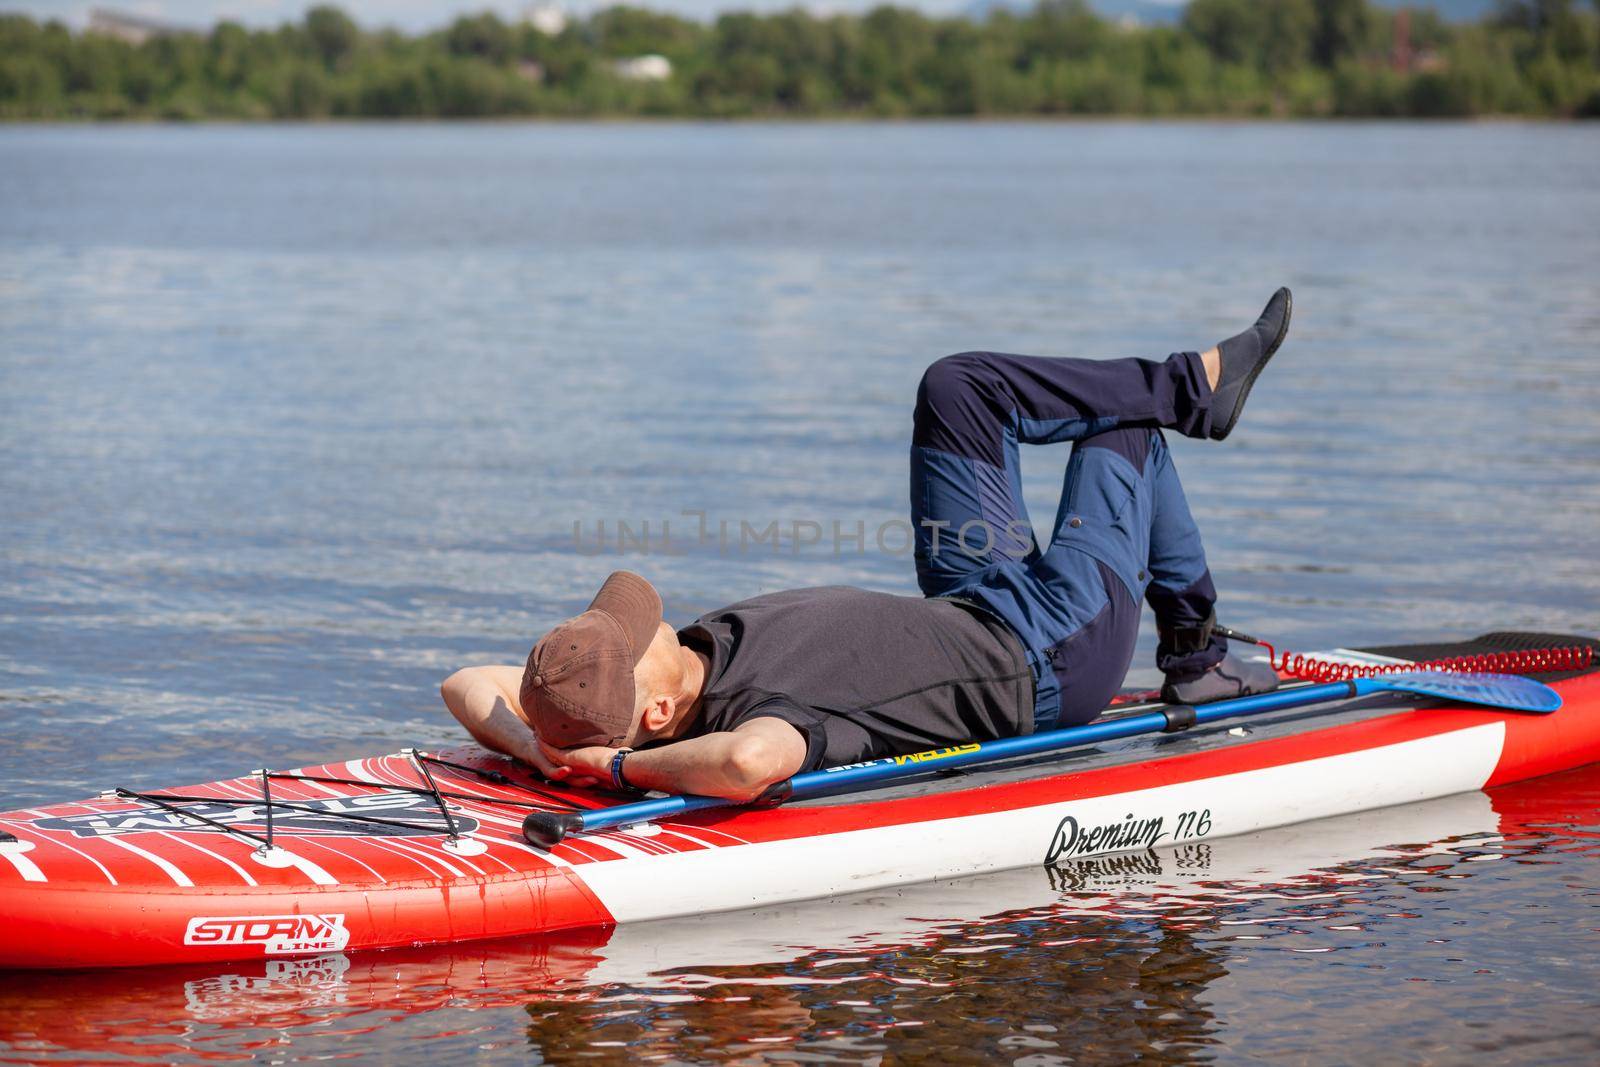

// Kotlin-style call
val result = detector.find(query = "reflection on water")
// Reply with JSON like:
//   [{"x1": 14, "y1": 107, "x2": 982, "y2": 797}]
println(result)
[
  {"x1": 4, "y1": 765, "x2": 1598, "y2": 1064},
  {"x1": 523, "y1": 896, "x2": 1233, "y2": 1064}
]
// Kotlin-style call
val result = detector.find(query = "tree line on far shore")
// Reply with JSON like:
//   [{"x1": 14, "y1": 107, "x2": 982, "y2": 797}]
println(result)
[{"x1": 1, "y1": 0, "x2": 1596, "y2": 120}]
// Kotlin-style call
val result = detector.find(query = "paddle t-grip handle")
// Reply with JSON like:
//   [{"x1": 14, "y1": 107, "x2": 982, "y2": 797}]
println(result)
[{"x1": 522, "y1": 810, "x2": 584, "y2": 848}]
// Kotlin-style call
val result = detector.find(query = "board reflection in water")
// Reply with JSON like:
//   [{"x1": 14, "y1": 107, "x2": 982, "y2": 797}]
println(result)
[{"x1": 518, "y1": 785, "x2": 1495, "y2": 1063}]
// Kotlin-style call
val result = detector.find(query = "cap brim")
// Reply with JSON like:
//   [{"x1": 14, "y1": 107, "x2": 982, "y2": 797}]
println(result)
[{"x1": 586, "y1": 571, "x2": 662, "y2": 665}]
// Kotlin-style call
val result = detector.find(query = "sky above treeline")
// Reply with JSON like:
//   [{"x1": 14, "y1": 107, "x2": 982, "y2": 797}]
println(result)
[
  {"x1": 8, "y1": 0, "x2": 1501, "y2": 32},
  {"x1": 11, "y1": 0, "x2": 1187, "y2": 32}
]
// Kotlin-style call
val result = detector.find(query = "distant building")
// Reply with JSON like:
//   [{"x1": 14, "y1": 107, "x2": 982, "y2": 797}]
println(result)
[
  {"x1": 1390, "y1": 9, "x2": 1447, "y2": 74},
  {"x1": 86, "y1": 8, "x2": 188, "y2": 44},
  {"x1": 612, "y1": 54, "x2": 672, "y2": 82},
  {"x1": 523, "y1": 4, "x2": 569, "y2": 37}
]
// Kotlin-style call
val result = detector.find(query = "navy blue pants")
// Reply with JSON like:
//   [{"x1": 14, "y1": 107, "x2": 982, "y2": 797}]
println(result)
[{"x1": 910, "y1": 350, "x2": 1226, "y2": 730}]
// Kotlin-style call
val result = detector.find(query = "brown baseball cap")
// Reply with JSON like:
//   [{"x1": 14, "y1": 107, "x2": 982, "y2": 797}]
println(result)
[{"x1": 520, "y1": 571, "x2": 663, "y2": 749}]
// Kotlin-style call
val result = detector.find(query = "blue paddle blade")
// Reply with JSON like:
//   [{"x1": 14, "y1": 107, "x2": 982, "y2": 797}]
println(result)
[{"x1": 1372, "y1": 671, "x2": 1562, "y2": 713}]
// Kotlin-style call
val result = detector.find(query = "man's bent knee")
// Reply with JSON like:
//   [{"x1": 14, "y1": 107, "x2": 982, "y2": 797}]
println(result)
[
  {"x1": 913, "y1": 352, "x2": 1012, "y2": 466},
  {"x1": 1077, "y1": 426, "x2": 1157, "y2": 472},
  {"x1": 916, "y1": 352, "x2": 992, "y2": 419}
]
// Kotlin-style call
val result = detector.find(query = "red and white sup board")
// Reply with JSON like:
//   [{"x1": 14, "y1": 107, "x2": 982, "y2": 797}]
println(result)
[
  {"x1": 1, "y1": 631, "x2": 1595, "y2": 970},
  {"x1": 2, "y1": 772, "x2": 1592, "y2": 1059}
]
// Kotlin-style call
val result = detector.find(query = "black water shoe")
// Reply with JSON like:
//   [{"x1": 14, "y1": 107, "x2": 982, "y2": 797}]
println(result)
[
  {"x1": 1161, "y1": 652, "x2": 1280, "y2": 705},
  {"x1": 1209, "y1": 287, "x2": 1292, "y2": 441}
]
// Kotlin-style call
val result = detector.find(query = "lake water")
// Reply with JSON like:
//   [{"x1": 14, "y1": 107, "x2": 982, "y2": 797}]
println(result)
[{"x1": 2, "y1": 121, "x2": 1598, "y2": 1063}]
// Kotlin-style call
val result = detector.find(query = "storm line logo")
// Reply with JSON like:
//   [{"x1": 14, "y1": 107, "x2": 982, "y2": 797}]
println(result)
[
  {"x1": 185, "y1": 914, "x2": 351, "y2": 956},
  {"x1": 34, "y1": 791, "x2": 479, "y2": 839}
]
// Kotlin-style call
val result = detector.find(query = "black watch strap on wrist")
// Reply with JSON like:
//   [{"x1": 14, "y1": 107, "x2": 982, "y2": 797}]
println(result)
[{"x1": 610, "y1": 748, "x2": 636, "y2": 792}]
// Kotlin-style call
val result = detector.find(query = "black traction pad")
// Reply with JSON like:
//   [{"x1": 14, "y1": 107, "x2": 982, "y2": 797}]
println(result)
[{"x1": 1365, "y1": 631, "x2": 1600, "y2": 684}]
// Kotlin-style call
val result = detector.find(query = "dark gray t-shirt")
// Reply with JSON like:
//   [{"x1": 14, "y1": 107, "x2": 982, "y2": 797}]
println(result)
[{"x1": 674, "y1": 586, "x2": 1034, "y2": 772}]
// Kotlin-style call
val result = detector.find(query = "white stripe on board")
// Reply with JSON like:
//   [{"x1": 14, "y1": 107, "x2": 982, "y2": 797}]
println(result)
[
  {"x1": 655, "y1": 823, "x2": 751, "y2": 848},
  {"x1": 0, "y1": 841, "x2": 46, "y2": 883},
  {"x1": 20, "y1": 811, "x2": 119, "y2": 885},
  {"x1": 442, "y1": 836, "x2": 516, "y2": 874},
  {"x1": 250, "y1": 845, "x2": 339, "y2": 886},
  {"x1": 448, "y1": 806, "x2": 580, "y2": 870},
  {"x1": 602, "y1": 831, "x2": 676, "y2": 856},
  {"x1": 293, "y1": 771, "x2": 453, "y2": 879},
  {"x1": 339, "y1": 757, "x2": 522, "y2": 876},
  {"x1": 343, "y1": 758, "x2": 390, "y2": 786},
  {"x1": 128, "y1": 780, "x2": 338, "y2": 886},
  {"x1": 103, "y1": 835, "x2": 196, "y2": 887},
  {"x1": 381, "y1": 838, "x2": 467, "y2": 878},
  {"x1": 277, "y1": 778, "x2": 392, "y2": 881},
  {"x1": 470, "y1": 829, "x2": 575, "y2": 870},
  {"x1": 350, "y1": 832, "x2": 456, "y2": 878},
  {"x1": 286, "y1": 834, "x2": 385, "y2": 882},
  {"x1": 159, "y1": 832, "x2": 258, "y2": 887},
  {"x1": 574, "y1": 723, "x2": 1508, "y2": 924},
  {"x1": 260, "y1": 765, "x2": 446, "y2": 883},
  {"x1": 572, "y1": 832, "x2": 675, "y2": 862}
]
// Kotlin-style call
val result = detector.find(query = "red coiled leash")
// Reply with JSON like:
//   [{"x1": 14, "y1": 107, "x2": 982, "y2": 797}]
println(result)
[{"x1": 1215, "y1": 626, "x2": 1594, "y2": 683}]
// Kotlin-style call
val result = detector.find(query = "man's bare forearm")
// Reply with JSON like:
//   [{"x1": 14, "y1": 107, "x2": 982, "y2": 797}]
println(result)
[
  {"x1": 440, "y1": 669, "x2": 546, "y2": 769},
  {"x1": 619, "y1": 721, "x2": 805, "y2": 802}
]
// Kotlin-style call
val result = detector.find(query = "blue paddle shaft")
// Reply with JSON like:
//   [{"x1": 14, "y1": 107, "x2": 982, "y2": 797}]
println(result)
[{"x1": 520, "y1": 671, "x2": 1559, "y2": 847}]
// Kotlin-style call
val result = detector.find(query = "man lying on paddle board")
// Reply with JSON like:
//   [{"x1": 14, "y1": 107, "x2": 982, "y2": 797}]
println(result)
[{"x1": 443, "y1": 289, "x2": 1292, "y2": 801}]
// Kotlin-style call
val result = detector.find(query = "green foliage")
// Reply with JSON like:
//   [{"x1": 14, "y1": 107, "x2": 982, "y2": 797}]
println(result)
[
  {"x1": 304, "y1": 5, "x2": 359, "y2": 69},
  {"x1": 1185, "y1": 0, "x2": 1263, "y2": 65},
  {"x1": 1313, "y1": 0, "x2": 1377, "y2": 67},
  {"x1": 1, "y1": 1, "x2": 1595, "y2": 120},
  {"x1": 444, "y1": 13, "x2": 517, "y2": 64}
]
